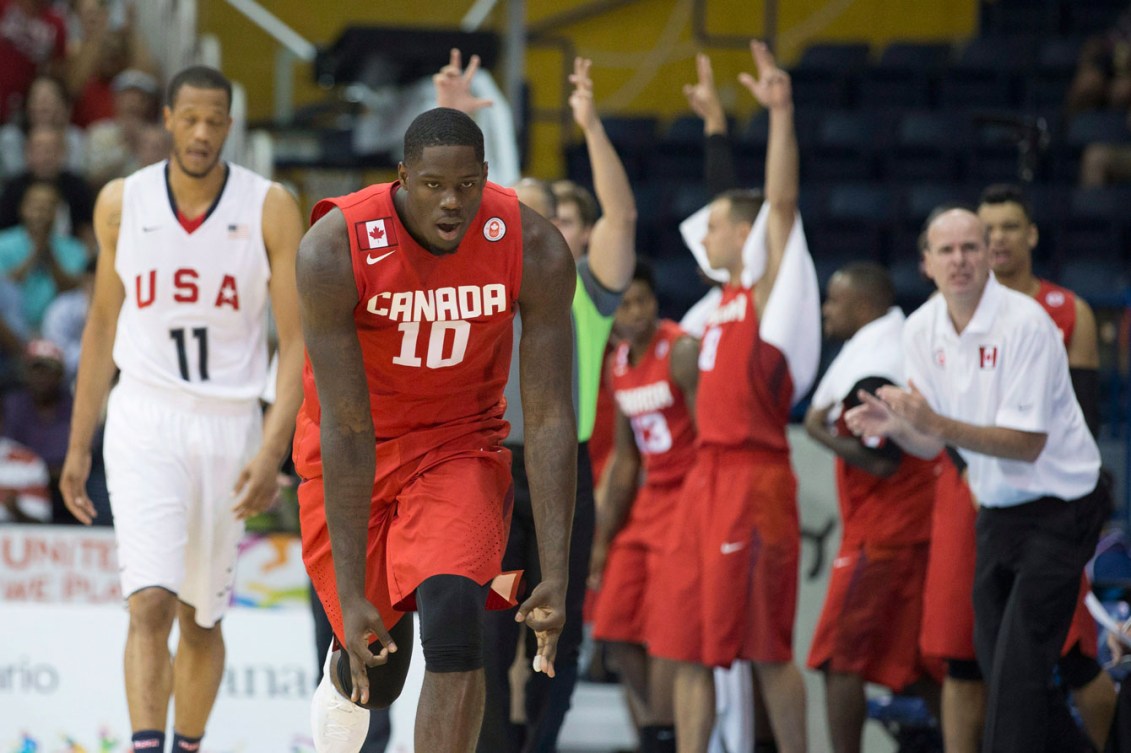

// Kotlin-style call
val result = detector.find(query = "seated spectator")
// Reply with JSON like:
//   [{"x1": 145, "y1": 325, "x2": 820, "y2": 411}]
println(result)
[
  {"x1": 2, "y1": 339, "x2": 71, "y2": 521},
  {"x1": 0, "y1": 179, "x2": 86, "y2": 329},
  {"x1": 1079, "y1": 114, "x2": 1131, "y2": 185},
  {"x1": 0, "y1": 75, "x2": 86, "y2": 179},
  {"x1": 1068, "y1": 7, "x2": 1131, "y2": 116},
  {"x1": 85, "y1": 67, "x2": 160, "y2": 188},
  {"x1": 66, "y1": 0, "x2": 156, "y2": 128},
  {"x1": 40, "y1": 255, "x2": 93, "y2": 380},
  {"x1": 0, "y1": 124, "x2": 95, "y2": 251},
  {"x1": 0, "y1": 397, "x2": 51, "y2": 523},
  {"x1": 0, "y1": 0, "x2": 67, "y2": 121}
]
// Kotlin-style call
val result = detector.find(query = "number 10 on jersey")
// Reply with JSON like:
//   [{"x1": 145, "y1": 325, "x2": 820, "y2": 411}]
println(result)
[{"x1": 392, "y1": 321, "x2": 469, "y2": 368}]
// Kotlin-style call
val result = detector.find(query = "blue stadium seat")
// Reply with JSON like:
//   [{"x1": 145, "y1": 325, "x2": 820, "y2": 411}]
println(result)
[
  {"x1": 883, "y1": 112, "x2": 969, "y2": 182},
  {"x1": 1056, "y1": 258, "x2": 1129, "y2": 307},
  {"x1": 1038, "y1": 37, "x2": 1084, "y2": 75},
  {"x1": 805, "y1": 111, "x2": 887, "y2": 181},
  {"x1": 956, "y1": 36, "x2": 1039, "y2": 74},
  {"x1": 900, "y1": 182, "x2": 972, "y2": 233},
  {"x1": 857, "y1": 69, "x2": 936, "y2": 110},
  {"x1": 796, "y1": 42, "x2": 872, "y2": 72},
  {"x1": 938, "y1": 68, "x2": 1018, "y2": 111},
  {"x1": 791, "y1": 43, "x2": 871, "y2": 109},
  {"x1": 1066, "y1": 111, "x2": 1131, "y2": 148},
  {"x1": 878, "y1": 42, "x2": 952, "y2": 72}
]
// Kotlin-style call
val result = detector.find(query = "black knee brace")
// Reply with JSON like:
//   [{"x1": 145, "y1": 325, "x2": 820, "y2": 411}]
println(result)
[
  {"x1": 417, "y1": 574, "x2": 489, "y2": 673},
  {"x1": 946, "y1": 658, "x2": 983, "y2": 682}
]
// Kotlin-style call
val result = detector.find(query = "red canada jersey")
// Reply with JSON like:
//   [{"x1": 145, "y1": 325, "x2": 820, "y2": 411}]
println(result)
[
  {"x1": 833, "y1": 413, "x2": 938, "y2": 547},
  {"x1": 294, "y1": 181, "x2": 523, "y2": 478},
  {"x1": 1036, "y1": 278, "x2": 1077, "y2": 349},
  {"x1": 611, "y1": 320, "x2": 697, "y2": 485},
  {"x1": 695, "y1": 285, "x2": 791, "y2": 452}
]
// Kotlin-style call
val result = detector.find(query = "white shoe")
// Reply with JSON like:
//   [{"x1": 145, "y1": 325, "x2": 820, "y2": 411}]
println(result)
[{"x1": 312, "y1": 647, "x2": 370, "y2": 753}]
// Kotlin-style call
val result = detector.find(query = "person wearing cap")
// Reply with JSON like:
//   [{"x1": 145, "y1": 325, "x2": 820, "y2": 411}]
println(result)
[
  {"x1": 85, "y1": 68, "x2": 162, "y2": 189},
  {"x1": 2, "y1": 339, "x2": 73, "y2": 520}
]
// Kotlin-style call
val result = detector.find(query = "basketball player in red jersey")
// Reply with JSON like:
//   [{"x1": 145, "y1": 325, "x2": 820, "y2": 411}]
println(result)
[
  {"x1": 588, "y1": 261, "x2": 699, "y2": 753},
  {"x1": 804, "y1": 263, "x2": 940, "y2": 753},
  {"x1": 60, "y1": 66, "x2": 306, "y2": 753},
  {"x1": 648, "y1": 41, "x2": 809, "y2": 753},
  {"x1": 294, "y1": 107, "x2": 576, "y2": 753},
  {"x1": 918, "y1": 184, "x2": 1115, "y2": 753}
]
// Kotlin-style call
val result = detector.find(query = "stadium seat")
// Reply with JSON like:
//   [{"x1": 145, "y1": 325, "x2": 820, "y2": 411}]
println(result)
[
  {"x1": 956, "y1": 36, "x2": 1039, "y2": 74},
  {"x1": 791, "y1": 42, "x2": 871, "y2": 109},
  {"x1": 796, "y1": 42, "x2": 872, "y2": 72},
  {"x1": 878, "y1": 42, "x2": 953, "y2": 72},
  {"x1": 883, "y1": 112, "x2": 969, "y2": 182},
  {"x1": 1066, "y1": 111, "x2": 1131, "y2": 148},
  {"x1": 804, "y1": 111, "x2": 887, "y2": 182},
  {"x1": 938, "y1": 68, "x2": 1018, "y2": 111}
]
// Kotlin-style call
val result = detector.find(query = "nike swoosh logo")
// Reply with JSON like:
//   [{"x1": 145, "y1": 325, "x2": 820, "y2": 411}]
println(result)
[
  {"x1": 366, "y1": 250, "x2": 396, "y2": 265},
  {"x1": 142, "y1": 226, "x2": 160, "y2": 233},
  {"x1": 720, "y1": 541, "x2": 746, "y2": 555}
]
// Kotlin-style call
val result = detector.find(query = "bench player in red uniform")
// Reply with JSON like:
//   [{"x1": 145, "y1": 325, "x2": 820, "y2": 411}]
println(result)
[
  {"x1": 294, "y1": 108, "x2": 577, "y2": 753},
  {"x1": 589, "y1": 261, "x2": 699, "y2": 753}
]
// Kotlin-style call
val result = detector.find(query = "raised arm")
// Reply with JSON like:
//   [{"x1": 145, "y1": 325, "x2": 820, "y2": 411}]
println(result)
[
  {"x1": 570, "y1": 58, "x2": 636, "y2": 292},
  {"x1": 740, "y1": 41, "x2": 798, "y2": 310},
  {"x1": 515, "y1": 203, "x2": 578, "y2": 677},
  {"x1": 433, "y1": 48, "x2": 494, "y2": 114},
  {"x1": 683, "y1": 52, "x2": 739, "y2": 195},
  {"x1": 60, "y1": 179, "x2": 126, "y2": 525},
  {"x1": 231, "y1": 183, "x2": 306, "y2": 520},
  {"x1": 297, "y1": 209, "x2": 394, "y2": 705}
]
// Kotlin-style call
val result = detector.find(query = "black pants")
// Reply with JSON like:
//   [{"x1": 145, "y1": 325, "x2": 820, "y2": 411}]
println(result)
[
  {"x1": 973, "y1": 484, "x2": 1109, "y2": 753},
  {"x1": 478, "y1": 442, "x2": 595, "y2": 753}
]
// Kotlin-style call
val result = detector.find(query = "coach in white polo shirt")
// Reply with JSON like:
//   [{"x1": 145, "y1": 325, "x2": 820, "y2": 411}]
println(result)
[{"x1": 846, "y1": 206, "x2": 1108, "y2": 753}]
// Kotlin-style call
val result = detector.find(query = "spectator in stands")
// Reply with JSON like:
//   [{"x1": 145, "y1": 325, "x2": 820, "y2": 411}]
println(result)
[
  {"x1": 0, "y1": 75, "x2": 86, "y2": 179},
  {"x1": 65, "y1": 0, "x2": 155, "y2": 128},
  {"x1": 0, "y1": 179, "x2": 86, "y2": 329},
  {"x1": 0, "y1": 396, "x2": 51, "y2": 523},
  {"x1": 1067, "y1": 5, "x2": 1131, "y2": 116},
  {"x1": 0, "y1": 0, "x2": 67, "y2": 122},
  {"x1": 40, "y1": 254, "x2": 92, "y2": 380},
  {"x1": 85, "y1": 67, "x2": 160, "y2": 188},
  {"x1": 3, "y1": 338, "x2": 72, "y2": 521},
  {"x1": 0, "y1": 124, "x2": 95, "y2": 251},
  {"x1": 0, "y1": 276, "x2": 29, "y2": 389},
  {"x1": 1078, "y1": 121, "x2": 1131, "y2": 186}
]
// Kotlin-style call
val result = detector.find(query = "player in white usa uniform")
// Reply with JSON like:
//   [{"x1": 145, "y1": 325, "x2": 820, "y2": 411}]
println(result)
[{"x1": 59, "y1": 66, "x2": 305, "y2": 753}]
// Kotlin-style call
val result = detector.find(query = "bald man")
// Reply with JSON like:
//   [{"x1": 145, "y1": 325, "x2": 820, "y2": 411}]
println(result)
[{"x1": 845, "y1": 207, "x2": 1108, "y2": 753}]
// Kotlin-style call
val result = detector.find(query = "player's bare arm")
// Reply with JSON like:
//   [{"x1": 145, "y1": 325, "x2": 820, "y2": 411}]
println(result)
[
  {"x1": 515, "y1": 202, "x2": 578, "y2": 678},
  {"x1": 570, "y1": 57, "x2": 636, "y2": 292},
  {"x1": 741, "y1": 40, "x2": 798, "y2": 314},
  {"x1": 669, "y1": 334, "x2": 700, "y2": 426},
  {"x1": 297, "y1": 208, "x2": 396, "y2": 705},
  {"x1": 590, "y1": 408, "x2": 640, "y2": 590},
  {"x1": 60, "y1": 179, "x2": 127, "y2": 525},
  {"x1": 1069, "y1": 297, "x2": 1100, "y2": 370},
  {"x1": 804, "y1": 401, "x2": 899, "y2": 477},
  {"x1": 232, "y1": 183, "x2": 305, "y2": 520}
]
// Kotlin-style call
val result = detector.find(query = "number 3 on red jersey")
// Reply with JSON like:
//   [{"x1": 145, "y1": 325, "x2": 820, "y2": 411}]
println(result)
[{"x1": 392, "y1": 321, "x2": 470, "y2": 368}]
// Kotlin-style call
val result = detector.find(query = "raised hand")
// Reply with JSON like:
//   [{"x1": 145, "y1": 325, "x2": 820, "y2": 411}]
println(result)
[
  {"x1": 568, "y1": 57, "x2": 600, "y2": 133},
  {"x1": 433, "y1": 48, "x2": 494, "y2": 114},
  {"x1": 516, "y1": 579, "x2": 567, "y2": 678},
  {"x1": 738, "y1": 40, "x2": 792, "y2": 111},
  {"x1": 682, "y1": 52, "x2": 726, "y2": 131}
]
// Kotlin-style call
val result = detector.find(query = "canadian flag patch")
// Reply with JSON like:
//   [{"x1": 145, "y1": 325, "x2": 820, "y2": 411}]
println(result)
[
  {"x1": 356, "y1": 218, "x2": 397, "y2": 250},
  {"x1": 979, "y1": 345, "x2": 999, "y2": 370}
]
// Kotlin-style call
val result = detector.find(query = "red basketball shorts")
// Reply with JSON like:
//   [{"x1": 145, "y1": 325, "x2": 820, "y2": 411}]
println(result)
[
  {"x1": 592, "y1": 477, "x2": 683, "y2": 645},
  {"x1": 300, "y1": 441, "x2": 513, "y2": 645},
  {"x1": 808, "y1": 542, "x2": 940, "y2": 690},
  {"x1": 920, "y1": 462, "x2": 1097, "y2": 662},
  {"x1": 649, "y1": 446, "x2": 799, "y2": 668}
]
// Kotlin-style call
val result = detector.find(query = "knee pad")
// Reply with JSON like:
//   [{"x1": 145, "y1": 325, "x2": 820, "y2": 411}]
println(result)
[
  {"x1": 417, "y1": 575, "x2": 489, "y2": 673},
  {"x1": 1058, "y1": 644, "x2": 1102, "y2": 689},
  {"x1": 946, "y1": 658, "x2": 984, "y2": 682}
]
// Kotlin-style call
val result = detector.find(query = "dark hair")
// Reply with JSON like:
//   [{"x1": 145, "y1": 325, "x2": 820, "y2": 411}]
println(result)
[
  {"x1": 837, "y1": 261, "x2": 895, "y2": 311},
  {"x1": 403, "y1": 108, "x2": 484, "y2": 164},
  {"x1": 717, "y1": 188, "x2": 765, "y2": 226},
  {"x1": 978, "y1": 183, "x2": 1034, "y2": 222},
  {"x1": 631, "y1": 258, "x2": 656, "y2": 293},
  {"x1": 552, "y1": 180, "x2": 599, "y2": 228},
  {"x1": 166, "y1": 65, "x2": 232, "y2": 112}
]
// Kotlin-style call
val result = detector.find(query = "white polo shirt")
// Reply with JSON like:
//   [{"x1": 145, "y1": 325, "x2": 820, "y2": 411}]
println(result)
[{"x1": 903, "y1": 274, "x2": 1099, "y2": 507}]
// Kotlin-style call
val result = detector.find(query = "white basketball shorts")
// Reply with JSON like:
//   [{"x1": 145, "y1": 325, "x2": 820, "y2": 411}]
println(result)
[{"x1": 104, "y1": 375, "x2": 263, "y2": 627}]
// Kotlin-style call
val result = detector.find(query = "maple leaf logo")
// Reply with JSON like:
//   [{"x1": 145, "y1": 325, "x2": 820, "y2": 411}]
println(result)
[{"x1": 370, "y1": 225, "x2": 385, "y2": 243}]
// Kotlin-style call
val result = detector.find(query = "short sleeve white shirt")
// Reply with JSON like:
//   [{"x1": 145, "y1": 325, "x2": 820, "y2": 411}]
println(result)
[{"x1": 903, "y1": 274, "x2": 1099, "y2": 507}]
